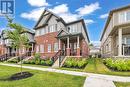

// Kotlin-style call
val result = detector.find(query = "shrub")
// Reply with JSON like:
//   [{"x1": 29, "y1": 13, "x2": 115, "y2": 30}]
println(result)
[
  {"x1": 45, "y1": 60, "x2": 53, "y2": 66},
  {"x1": 23, "y1": 59, "x2": 35, "y2": 64},
  {"x1": 78, "y1": 59, "x2": 88, "y2": 68},
  {"x1": 41, "y1": 60, "x2": 46, "y2": 65},
  {"x1": 40, "y1": 59, "x2": 53, "y2": 66},
  {"x1": 64, "y1": 57, "x2": 88, "y2": 69},
  {"x1": 104, "y1": 58, "x2": 130, "y2": 71}
]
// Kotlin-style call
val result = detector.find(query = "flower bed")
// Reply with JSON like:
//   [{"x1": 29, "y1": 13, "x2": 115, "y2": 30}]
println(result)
[
  {"x1": 23, "y1": 53, "x2": 53, "y2": 66},
  {"x1": 63, "y1": 57, "x2": 88, "y2": 69},
  {"x1": 104, "y1": 58, "x2": 130, "y2": 71}
]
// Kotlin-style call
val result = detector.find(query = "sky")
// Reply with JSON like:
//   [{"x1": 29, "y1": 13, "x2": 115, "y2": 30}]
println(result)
[{"x1": 0, "y1": 0, "x2": 130, "y2": 45}]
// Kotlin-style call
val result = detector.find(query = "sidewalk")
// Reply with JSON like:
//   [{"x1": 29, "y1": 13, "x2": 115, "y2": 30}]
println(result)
[{"x1": 1, "y1": 63, "x2": 130, "y2": 87}]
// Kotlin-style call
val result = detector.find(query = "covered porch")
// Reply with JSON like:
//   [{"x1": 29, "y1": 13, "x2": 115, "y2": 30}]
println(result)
[
  {"x1": 57, "y1": 33, "x2": 83, "y2": 57},
  {"x1": 110, "y1": 25, "x2": 130, "y2": 57}
]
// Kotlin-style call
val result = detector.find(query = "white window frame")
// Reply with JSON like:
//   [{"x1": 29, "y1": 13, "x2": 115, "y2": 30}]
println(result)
[
  {"x1": 126, "y1": 11, "x2": 130, "y2": 21},
  {"x1": 40, "y1": 44, "x2": 44, "y2": 53},
  {"x1": 54, "y1": 43, "x2": 58, "y2": 52},
  {"x1": 48, "y1": 44, "x2": 51, "y2": 52},
  {"x1": 36, "y1": 45, "x2": 39, "y2": 53},
  {"x1": 119, "y1": 11, "x2": 130, "y2": 23}
]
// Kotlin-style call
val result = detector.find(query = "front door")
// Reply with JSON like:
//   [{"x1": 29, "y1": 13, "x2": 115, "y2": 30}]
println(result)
[{"x1": 70, "y1": 43, "x2": 77, "y2": 56}]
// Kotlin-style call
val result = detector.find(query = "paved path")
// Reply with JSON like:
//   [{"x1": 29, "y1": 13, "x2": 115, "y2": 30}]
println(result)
[
  {"x1": 1, "y1": 63, "x2": 130, "y2": 87},
  {"x1": 83, "y1": 77, "x2": 116, "y2": 87}
]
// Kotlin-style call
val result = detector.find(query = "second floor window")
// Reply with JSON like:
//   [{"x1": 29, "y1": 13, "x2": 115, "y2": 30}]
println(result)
[
  {"x1": 119, "y1": 11, "x2": 130, "y2": 23},
  {"x1": 126, "y1": 11, "x2": 130, "y2": 21},
  {"x1": 49, "y1": 24, "x2": 57, "y2": 33},
  {"x1": 68, "y1": 24, "x2": 78, "y2": 33}
]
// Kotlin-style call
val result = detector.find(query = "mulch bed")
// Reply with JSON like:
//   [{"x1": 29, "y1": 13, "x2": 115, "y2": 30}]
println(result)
[{"x1": 0, "y1": 72, "x2": 33, "y2": 81}]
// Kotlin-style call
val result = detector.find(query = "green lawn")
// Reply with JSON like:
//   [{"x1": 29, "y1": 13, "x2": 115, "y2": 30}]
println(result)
[
  {"x1": 114, "y1": 82, "x2": 130, "y2": 87},
  {"x1": 83, "y1": 58, "x2": 130, "y2": 76},
  {"x1": 0, "y1": 65, "x2": 85, "y2": 87},
  {"x1": 61, "y1": 58, "x2": 130, "y2": 76}
]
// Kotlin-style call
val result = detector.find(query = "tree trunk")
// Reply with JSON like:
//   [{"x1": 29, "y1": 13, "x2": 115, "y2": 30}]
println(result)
[{"x1": 19, "y1": 48, "x2": 23, "y2": 75}]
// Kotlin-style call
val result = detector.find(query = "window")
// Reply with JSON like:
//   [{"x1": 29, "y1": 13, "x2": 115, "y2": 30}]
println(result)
[
  {"x1": 69, "y1": 24, "x2": 78, "y2": 33},
  {"x1": 41, "y1": 28, "x2": 45, "y2": 35},
  {"x1": 126, "y1": 11, "x2": 130, "y2": 21},
  {"x1": 54, "y1": 43, "x2": 58, "y2": 52},
  {"x1": 127, "y1": 38, "x2": 130, "y2": 45},
  {"x1": 119, "y1": 12, "x2": 125, "y2": 23},
  {"x1": 49, "y1": 25, "x2": 56, "y2": 32},
  {"x1": 48, "y1": 44, "x2": 51, "y2": 52},
  {"x1": 36, "y1": 45, "x2": 39, "y2": 53},
  {"x1": 36, "y1": 30, "x2": 40, "y2": 36},
  {"x1": 40, "y1": 45, "x2": 44, "y2": 53},
  {"x1": 119, "y1": 11, "x2": 130, "y2": 23}
]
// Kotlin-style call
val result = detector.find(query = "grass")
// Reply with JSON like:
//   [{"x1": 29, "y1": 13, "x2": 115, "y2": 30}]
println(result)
[
  {"x1": 61, "y1": 58, "x2": 130, "y2": 76},
  {"x1": 0, "y1": 65, "x2": 85, "y2": 87},
  {"x1": 3, "y1": 58, "x2": 130, "y2": 76},
  {"x1": 114, "y1": 82, "x2": 130, "y2": 87}
]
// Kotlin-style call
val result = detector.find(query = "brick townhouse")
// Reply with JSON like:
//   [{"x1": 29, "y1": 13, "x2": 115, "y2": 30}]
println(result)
[
  {"x1": 0, "y1": 28, "x2": 35, "y2": 56},
  {"x1": 0, "y1": 9, "x2": 90, "y2": 59},
  {"x1": 34, "y1": 10, "x2": 90, "y2": 58}
]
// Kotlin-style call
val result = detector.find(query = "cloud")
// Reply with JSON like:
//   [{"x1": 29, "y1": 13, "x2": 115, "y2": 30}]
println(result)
[
  {"x1": 48, "y1": 4, "x2": 79, "y2": 22},
  {"x1": 91, "y1": 41, "x2": 101, "y2": 46},
  {"x1": 76, "y1": 2, "x2": 101, "y2": 16},
  {"x1": 49, "y1": 4, "x2": 68, "y2": 14},
  {"x1": 20, "y1": 2, "x2": 100, "y2": 23},
  {"x1": 21, "y1": 7, "x2": 45, "y2": 21},
  {"x1": 99, "y1": 13, "x2": 108, "y2": 19},
  {"x1": 27, "y1": 0, "x2": 49, "y2": 7},
  {"x1": 85, "y1": 19, "x2": 94, "y2": 24}
]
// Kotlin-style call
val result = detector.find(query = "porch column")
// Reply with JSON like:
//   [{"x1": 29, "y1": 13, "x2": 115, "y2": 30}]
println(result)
[
  {"x1": 8, "y1": 48, "x2": 9, "y2": 54},
  {"x1": 66, "y1": 37, "x2": 70, "y2": 56},
  {"x1": 58, "y1": 39, "x2": 61, "y2": 50},
  {"x1": 31, "y1": 43, "x2": 34, "y2": 56},
  {"x1": 77, "y1": 36, "x2": 80, "y2": 56},
  {"x1": 118, "y1": 28, "x2": 122, "y2": 56}
]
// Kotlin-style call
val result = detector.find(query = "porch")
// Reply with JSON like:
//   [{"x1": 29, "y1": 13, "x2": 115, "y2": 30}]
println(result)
[
  {"x1": 110, "y1": 25, "x2": 130, "y2": 57},
  {"x1": 57, "y1": 33, "x2": 83, "y2": 57}
]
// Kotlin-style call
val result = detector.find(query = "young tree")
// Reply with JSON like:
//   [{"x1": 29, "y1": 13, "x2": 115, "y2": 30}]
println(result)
[{"x1": 6, "y1": 16, "x2": 29, "y2": 75}]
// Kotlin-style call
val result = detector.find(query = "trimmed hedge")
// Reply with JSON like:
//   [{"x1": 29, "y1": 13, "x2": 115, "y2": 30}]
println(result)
[
  {"x1": 63, "y1": 58, "x2": 88, "y2": 69},
  {"x1": 104, "y1": 58, "x2": 130, "y2": 71},
  {"x1": 23, "y1": 59, "x2": 53, "y2": 66}
]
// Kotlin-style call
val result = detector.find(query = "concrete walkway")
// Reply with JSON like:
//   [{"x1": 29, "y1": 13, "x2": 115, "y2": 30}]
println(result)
[{"x1": 1, "y1": 63, "x2": 130, "y2": 87}]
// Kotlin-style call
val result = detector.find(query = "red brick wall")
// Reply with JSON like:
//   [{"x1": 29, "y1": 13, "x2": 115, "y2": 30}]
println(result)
[
  {"x1": 34, "y1": 32, "x2": 89, "y2": 58},
  {"x1": 0, "y1": 45, "x2": 6, "y2": 55},
  {"x1": 34, "y1": 32, "x2": 59, "y2": 58}
]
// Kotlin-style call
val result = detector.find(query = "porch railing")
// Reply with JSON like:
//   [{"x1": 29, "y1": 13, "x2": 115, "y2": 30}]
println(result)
[
  {"x1": 51, "y1": 50, "x2": 62, "y2": 62},
  {"x1": 0, "y1": 53, "x2": 16, "y2": 62}
]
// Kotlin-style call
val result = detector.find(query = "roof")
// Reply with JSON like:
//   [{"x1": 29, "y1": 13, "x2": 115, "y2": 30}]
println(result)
[
  {"x1": 23, "y1": 27, "x2": 35, "y2": 34},
  {"x1": 34, "y1": 9, "x2": 65, "y2": 29},
  {"x1": 33, "y1": 9, "x2": 90, "y2": 42},
  {"x1": 100, "y1": 5, "x2": 130, "y2": 41}
]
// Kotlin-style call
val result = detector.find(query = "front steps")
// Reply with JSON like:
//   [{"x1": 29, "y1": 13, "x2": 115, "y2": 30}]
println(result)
[{"x1": 52, "y1": 56, "x2": 67, "y2": 68}]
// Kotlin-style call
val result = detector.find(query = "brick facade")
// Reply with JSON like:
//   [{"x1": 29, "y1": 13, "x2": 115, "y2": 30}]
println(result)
[{"x1": 35, "y1": 32, "x2": 59, "y2": 58}]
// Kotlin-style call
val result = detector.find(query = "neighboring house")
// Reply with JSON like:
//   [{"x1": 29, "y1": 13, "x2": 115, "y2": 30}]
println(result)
[
  {"x1": 0, "y1": 28, "x2": 35, "y2": 56},
  {"x1": 34, "y1": 10, "x2": 90, "y2": 58},
  {"x1": 100, "y1": 5, "x2": 130, "y2": 57},
  {"x1": 90, "y1": 46, "x2": 101, "y2": 58}
]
